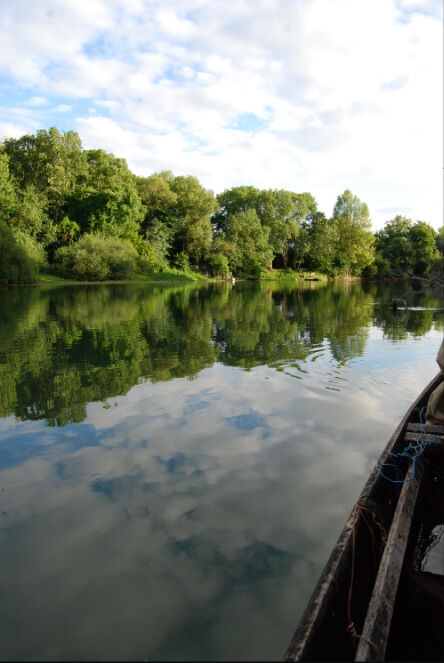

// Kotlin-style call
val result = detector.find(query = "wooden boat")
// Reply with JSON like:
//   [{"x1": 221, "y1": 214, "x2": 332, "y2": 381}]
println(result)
[{"x1": 284, "y1": 371, "x2": 444, "y2": 662}]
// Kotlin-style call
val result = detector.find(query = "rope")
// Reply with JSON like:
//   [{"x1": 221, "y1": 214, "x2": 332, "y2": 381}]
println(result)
[{"x1": 376, "y1": 407, "x2": 440, "y2": 484}]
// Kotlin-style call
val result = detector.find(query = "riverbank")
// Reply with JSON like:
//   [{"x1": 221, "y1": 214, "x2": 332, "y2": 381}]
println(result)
[{"x1": 2, "y1": 267, "x2": 330, "y2": 286}]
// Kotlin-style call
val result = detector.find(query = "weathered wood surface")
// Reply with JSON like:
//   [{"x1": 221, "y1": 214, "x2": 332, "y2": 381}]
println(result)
[
  {"x1": 402, "y1": 432, "x2": 444, "y2": 444},
  {"x1": 406, "y1": 423, "x2": 444, "y2": 435},
  {"x1": 354, "y1": 462, "x2": 424, "y2": 661}
]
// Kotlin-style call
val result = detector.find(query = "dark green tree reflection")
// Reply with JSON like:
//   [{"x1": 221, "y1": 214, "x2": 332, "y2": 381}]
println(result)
[{"x1": 0, "y1": 281, "x2": 442, "y2": 425}]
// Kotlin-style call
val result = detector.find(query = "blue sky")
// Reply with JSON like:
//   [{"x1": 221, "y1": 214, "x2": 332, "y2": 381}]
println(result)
[{"x1": 0, "y1": 0, "x2": 442, "y2": 230}]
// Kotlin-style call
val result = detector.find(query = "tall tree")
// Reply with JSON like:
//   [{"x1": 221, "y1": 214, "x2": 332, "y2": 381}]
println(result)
[
  {"x1": 213, "y1": 186, "x2": 261, "y2": 234},
  {"x1": 67, "y1": 149, "x2": 144, "y2": 242},
  {"x1": 436, "y1": 226, "x2": 444, "y2": 256},
  {"x1": 374, "y1": 216, "x2": 414, "y2": 275},
  {"x1": 135, "y1": 173, "x2": 178, "y2": 259},
  {"x1": 408, "y1": 221, "x2": 438, "y2": 276},
  {"x1": 224, "y1": 209, "x2": 273, "y2": 278},
  {"x1": 3, "y1": 128, "x2": 86, "y2": 222},
  {"x1": 0, "y1": 152, "x2": 17, "y2": 224},
  {"x1": 257, "y1": 189, "x2": 298, "y2": 268},
  {"x1": 169, "y1": 175, "x2": 216, "y2": 267},
  {"x1": 332, "y1": 189, "x2": 374, "y2": 275},
  {"x1": 306, "y1": 212, "x2": 339, "y2": 275}
]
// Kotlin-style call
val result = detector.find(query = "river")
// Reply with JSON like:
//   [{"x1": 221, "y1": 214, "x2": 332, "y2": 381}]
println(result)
[{"x1": 0, "y1": 280, "x2": 442, "y2": 660}]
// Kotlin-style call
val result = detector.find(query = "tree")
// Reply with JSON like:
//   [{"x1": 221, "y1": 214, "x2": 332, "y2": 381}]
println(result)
[
  {"x1": 408, "y1": 221, "x2": 438, "y2": 276},
  {"x1": 374, "y1": 216, "x2": 414, "y2": 275},
  {"x1": 436, "y1": 226, "x2": 444, "y2": 256},
  {"x1": 306, "y1": 213, "x2": 339, "y2": 275},
  {"x1": 332, "y1": 190, "x2": 374, "y2": 275},
  {"x1": 224, "y1": 209, "x2": 273, "y2": 278},
  {"x1": 256, "y1": 189, "x2": 299, "y2": 268},
  {"x1": 374, "y1": 217, "x2": 438, "y2": 277},
  {"x1": 0, "y1": 152, "x2": 18, "y2": 228},
  {"x1": 135, "y1": 173, "x2": 178, "y2": 259},
  {"x1": 287, "y1": 193, "x2": 318, "y2": 269},
  {"x1": 213, "y1": 186, "x2": 261, "y2": 234},
  {"x1": 169, "y1": 175, "x2": 216, "y2": 267},
  {"x1": 213, "y1": 187, "x2": 317, "y2": 269},
  {"x1": 67, "y1": 149, "x2": 144, "y2": 242},
  {"x1": 0, "y1": 220, "x2": 38, "y2": 283},
  {"x1": 3, "y1": 128, "x2": 86, "y2": 225}
]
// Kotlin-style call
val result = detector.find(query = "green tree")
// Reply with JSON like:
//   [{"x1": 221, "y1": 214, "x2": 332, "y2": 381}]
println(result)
[
  {"x1": 169, "y1": 175, "x2": 216, "y2": 267},
  {"x1": 0, "y1": 220, "x2": 38, "y2": 283},
  {"x1": 436, "y1": 226, "x2": 444, "y2": 256},
  {"x1": 332, "y1": 190, "x2": 374, "y2": 275},
  {"x1": 213, "y1": 186, "x2": 261, "y2": 234},
  {"x1": 224, "y1": 209, "x2": 273, "y2": 278},
  {"x1": 256, "y1": 189, "x2": 298, "y2": 268},
  {"x1": 3, "y1": 128, "x2": 86, "y2": 227},
  {"x1": 135, "y1": 173, "x2": 177, "y2": 242},
  {"x1": 306, "y1": 213, "x2": 339, "y2": 275},
  {"x1": 0, "y1": 152, "x2": 17, "y2": 223},
  {"x1": 408, "y1": 221, "x2": 438, "y2": 276},
  {"x1": 67, "y1": 149, "x2": 144, "y2": 242},
  {"x1": 374, "y1": 216, "x2": 414, "y2": 275}
]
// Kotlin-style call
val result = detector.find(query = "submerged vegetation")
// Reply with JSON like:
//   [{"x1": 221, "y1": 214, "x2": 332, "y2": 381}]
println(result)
[{"x1": 0, "y1": 127, "x2": 441, "y2": 284}]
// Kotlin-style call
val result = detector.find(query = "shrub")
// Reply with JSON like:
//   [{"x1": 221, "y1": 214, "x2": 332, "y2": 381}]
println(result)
[
  {"x1": 13, "y1": 229, "x2": 48, "y2": 271},
  {"x1": 54, "y1": 234, "x2": 138, "y2": 281},
  {"x1": 429, "y1": 256, "x2": 444, "y2": 287},
  {"x1": 132, "y1": 237, "x2": 169, "y2": 273},
  {"x1": 0, "y1": 221, "x2": 38, "y2": 283},
  {"x1": 205, "y1": 251, "x2": 230, "y2": 278},
  {"x1": 173, "y1": 252, "x2": 192, "y2": 272}
]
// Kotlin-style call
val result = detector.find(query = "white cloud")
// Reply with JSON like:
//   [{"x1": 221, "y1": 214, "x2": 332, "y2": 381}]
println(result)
[
  {"x1": 28, "y1": 96, "x2": 48, "y2": 106},
  {"x1": 0, "y1": 0, "x2": 442, "y2": 229}
]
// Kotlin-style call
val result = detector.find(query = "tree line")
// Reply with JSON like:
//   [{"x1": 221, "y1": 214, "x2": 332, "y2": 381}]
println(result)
[{"x1": 0, "y1": 127, "x2": 442, "y2": 283}]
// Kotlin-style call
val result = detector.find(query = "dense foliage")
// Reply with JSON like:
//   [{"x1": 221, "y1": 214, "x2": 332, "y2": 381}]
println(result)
[
  {"x1": 0, "y1": 127, "x2": 440, "y2": 282},
  {"x1": 54, "y1": 234, "x2": 138, "y2": 281}
]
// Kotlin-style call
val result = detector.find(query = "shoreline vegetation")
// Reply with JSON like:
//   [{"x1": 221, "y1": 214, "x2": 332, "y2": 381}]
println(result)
[
  {"x1": 1, "y1": 127, "x2": 442, "y2": 286},
  {"x1": 2, "y1": 268, "x2": 329, "y2": 287}
]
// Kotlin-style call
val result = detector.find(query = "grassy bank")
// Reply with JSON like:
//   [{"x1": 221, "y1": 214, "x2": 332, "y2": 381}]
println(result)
[
  {"x1": 33, "y1": 268, "x2": 209, "y2": 285},
  {"x1": 259, "y1": 268, "x2": 328, "y2": 281},
  {"x1": 9, "y1": 267, "x2": 331, "y2": 286}
]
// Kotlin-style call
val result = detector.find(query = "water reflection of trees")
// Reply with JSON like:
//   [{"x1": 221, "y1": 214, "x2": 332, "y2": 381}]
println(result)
[
  {"x1": 369, "y1": 281, "x2": 444, "y2": 341},
  {"x1": 0, "y1": 280, "x2": 441, "y2": 425}
]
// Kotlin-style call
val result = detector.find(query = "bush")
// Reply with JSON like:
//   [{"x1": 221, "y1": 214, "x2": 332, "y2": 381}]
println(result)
[
  {"x1": 205, "y1": 251, "x2": 230, "y2": 278},
  {"x1": 54, "y1": 234, "x2": 138, "y2": 281},
  {"x1": 173, "y1": 252, "x2": 192, "y2": 272},
  {"x1": 132, "y1": 237, "x2": 169, "y2": 273},
  {"x1": 13, "y1": 229, "x2": 48, "y2": 271},
  {"x1": 0, "y1": 221, "x2": 38, "y2": 283},
  {"x1": 429, "y1": 257, "x2": 444, "y2": 287}
]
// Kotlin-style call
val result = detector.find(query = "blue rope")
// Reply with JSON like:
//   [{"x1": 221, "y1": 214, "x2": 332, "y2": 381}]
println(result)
[{"x1": 376, "y1": 407, "x2": 440, "y2": 483}]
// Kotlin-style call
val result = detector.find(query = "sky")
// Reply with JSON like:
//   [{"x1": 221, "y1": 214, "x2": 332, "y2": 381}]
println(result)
[{"x1": 0, "y1": 0, "x2": 442, "y2": 231}]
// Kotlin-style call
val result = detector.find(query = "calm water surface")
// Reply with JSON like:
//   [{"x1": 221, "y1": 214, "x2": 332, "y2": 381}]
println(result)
[{"x1": 0, "y1": 281, "x2": 443, "y2": 661}]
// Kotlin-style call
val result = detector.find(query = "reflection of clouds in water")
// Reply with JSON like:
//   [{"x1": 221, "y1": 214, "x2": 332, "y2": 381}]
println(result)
[
  {"x1": 0, "y1": 354, "x2": 441, "y2": 659},
  {"x1": 0, "y1": 423, "x2": 99, "y2": 470},
  {"x1": 226, "y1": 409, "x2": 266, "y2": 432}
]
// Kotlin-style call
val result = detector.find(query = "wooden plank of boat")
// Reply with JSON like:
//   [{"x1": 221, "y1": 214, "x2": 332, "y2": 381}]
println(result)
[
  {"x1": 283, "y1": 371, "x2": 443, "y2": 662},
  {"x1": 403, "y1": 431, "x2": 444, "y2": 444},
  {"x1": 406, "y1": 423, "x2": 444, "y2": 435},
  {"x1": 354, "y1": 461, "x2": 423, "y2": 661}
]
